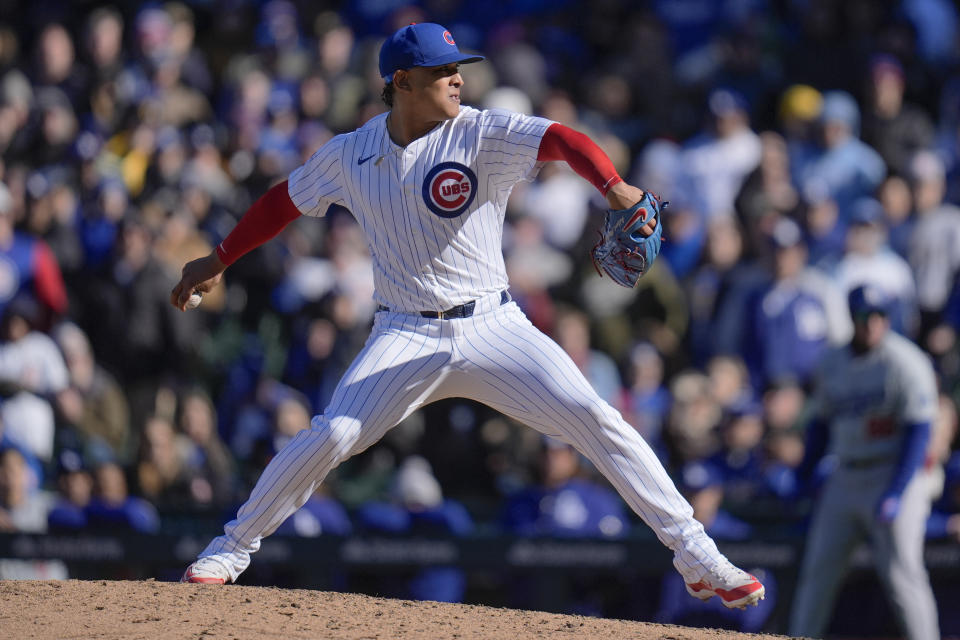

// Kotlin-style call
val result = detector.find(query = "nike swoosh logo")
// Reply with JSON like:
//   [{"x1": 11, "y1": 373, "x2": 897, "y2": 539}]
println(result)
[{"x1": 358, "y1": 154, "x2": 376, "y2": 165}]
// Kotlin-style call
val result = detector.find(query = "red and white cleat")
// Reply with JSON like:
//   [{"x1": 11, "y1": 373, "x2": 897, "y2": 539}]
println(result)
[
  {"x1": 685, "y1": 562, "x2": 765, "y2": 610},
  {"x1": 180, "y1": 558, "x2": 231, "y2": 584}
]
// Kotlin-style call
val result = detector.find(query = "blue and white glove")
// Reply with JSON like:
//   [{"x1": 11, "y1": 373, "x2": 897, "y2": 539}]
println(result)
[{"x1": 591, "y1": 191, "x2": 666, "y2": 288}]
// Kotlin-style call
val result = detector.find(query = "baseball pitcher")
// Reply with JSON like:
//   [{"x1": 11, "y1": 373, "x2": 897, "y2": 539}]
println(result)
[{"x1": 170, "y1": 22, "x2": 764, "y2": 610}]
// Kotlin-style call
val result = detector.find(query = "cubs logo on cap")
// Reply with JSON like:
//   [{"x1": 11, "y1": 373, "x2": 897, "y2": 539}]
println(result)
[
  {"x1": 379, "y1": 23, "x2": 485, "y2": 83},
  {"x1": 422, "y1": 162, "x2": 477, "y2": 218}
]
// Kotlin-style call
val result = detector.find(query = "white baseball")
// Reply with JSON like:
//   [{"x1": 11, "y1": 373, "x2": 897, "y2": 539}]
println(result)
[{"x1": 186, "y1": 292, "x2": 203, "y2": 309}]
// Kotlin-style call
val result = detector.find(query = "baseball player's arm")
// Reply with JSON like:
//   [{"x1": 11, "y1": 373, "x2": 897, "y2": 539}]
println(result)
[
  {"x1": 169, "y1": 181, "x2": 300, "y2": 310},
  {"x1": 876, "y1": 420, "x2": 932, "y2": 522},
  {"x1": 536, "y1": 123, "x2": 655, "y2": 233}
]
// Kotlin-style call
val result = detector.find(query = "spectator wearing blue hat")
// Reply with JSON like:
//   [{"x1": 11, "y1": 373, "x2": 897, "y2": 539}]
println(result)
[
  {"x1": 677, "y1": 460, "x2": 752, "y2": 541},
  {"x1": 705, "y1": 400, "x2": 784, "y2": 506},
  {"x1": 47, "y1": 449, "x2": 93, "y2": 531},
  {"x1": 746, "y1": 217, "x2": 832, "y2": 389},
  {"x1": 798, "y1": 90, "x2": 887, "y2": 215}
]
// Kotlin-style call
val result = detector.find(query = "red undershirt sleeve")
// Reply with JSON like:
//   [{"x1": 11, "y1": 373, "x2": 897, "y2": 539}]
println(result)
[
  {"x1": 216, "y1": 180, "x2": 302, "y2": 266},
  {"x1": 536, "y1": 123, "x2": 623, "y2": 195}
]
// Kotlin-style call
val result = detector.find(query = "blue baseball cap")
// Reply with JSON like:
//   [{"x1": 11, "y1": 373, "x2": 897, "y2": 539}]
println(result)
[
  {"x1": 848, "y1": 284, "x2": 890, "y2": 317},
  {"x1": 849, "y1": 197, "x2": 884, "y2": 225},
  {"x1": 379, "y1": 23, "x2": 484, "y2": 83}
]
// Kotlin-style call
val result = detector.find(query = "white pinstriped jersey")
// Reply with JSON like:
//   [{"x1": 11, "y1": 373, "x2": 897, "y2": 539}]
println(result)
[
  {"x1": 200, "y1": 107, "x2": 739, "y2": 591},
  {"x1": 287, "y1": 106, "x2": 554, "y2": 311}
]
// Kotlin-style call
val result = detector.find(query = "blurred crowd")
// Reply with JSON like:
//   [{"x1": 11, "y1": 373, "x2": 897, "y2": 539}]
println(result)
[{"x1": 1, "y1": 0, "x2": 960, "y2": 626}]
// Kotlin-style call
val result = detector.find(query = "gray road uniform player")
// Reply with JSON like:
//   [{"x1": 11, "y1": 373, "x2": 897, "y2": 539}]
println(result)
[{"x1": 789, "y1": 285, "x2": 939, "y2": 640}]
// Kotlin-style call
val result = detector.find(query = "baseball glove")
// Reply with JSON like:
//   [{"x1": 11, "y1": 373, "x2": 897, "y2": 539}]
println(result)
[{"x1": 591, "y1": 191, "x2": 667, "y2": 288}]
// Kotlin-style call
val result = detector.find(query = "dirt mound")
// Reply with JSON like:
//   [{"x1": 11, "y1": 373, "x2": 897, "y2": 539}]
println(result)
[{"x1": 0, "y1": 579, "x2": 790, "y2": 639}]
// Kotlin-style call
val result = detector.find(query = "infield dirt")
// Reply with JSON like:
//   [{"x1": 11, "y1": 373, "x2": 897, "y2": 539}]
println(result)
[{"x1": 0, "y1": 579, "x2": 792, "y2": 639}]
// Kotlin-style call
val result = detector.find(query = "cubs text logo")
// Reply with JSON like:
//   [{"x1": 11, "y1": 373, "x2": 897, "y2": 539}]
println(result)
[{"x1": 422, "y1": 162, "x2": 477, "y2": 218}]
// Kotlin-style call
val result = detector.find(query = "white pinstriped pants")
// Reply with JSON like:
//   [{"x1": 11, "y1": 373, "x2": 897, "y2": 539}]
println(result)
[{"x1": 200, "y1": 292, "x2": 724, "y2": 582}]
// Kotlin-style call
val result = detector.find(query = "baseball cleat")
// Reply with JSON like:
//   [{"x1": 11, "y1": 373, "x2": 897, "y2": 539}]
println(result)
[
  {"x1": 685, "y1": 562, "x2": 765, "y2": 609},
  {"x1": 181, "y1": 558, "x2": 231, "y2": 584}
]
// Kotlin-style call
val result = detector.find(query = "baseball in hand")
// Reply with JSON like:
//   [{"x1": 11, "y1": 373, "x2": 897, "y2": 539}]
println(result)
[{"x1": 186, "y1": 292, "x2": 203, "y2": 309}]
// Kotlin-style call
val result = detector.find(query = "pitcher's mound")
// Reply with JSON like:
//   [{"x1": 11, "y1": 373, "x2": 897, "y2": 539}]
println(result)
[{"x1": 0, "y1": 579, "x2": 790, "y2": 639}]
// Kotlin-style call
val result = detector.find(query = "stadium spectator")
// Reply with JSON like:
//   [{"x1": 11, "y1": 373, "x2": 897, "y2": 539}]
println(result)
[
  {"x1": 861, "y1": 54, "x2": 935, "y2": 177},
  {"x1": 136, "y1": 414, "x2": 194, "y2": 510},
  {"x1": 552, "y1": 306, "x2": 623, "y2": 408},
  {"x1": 0, "y1": 446, "x2": 53, "y2": 532},
  {"x1": 52, "y1": 321, "x2": 130, "y2": 462},
  {"x1": 501, "y1": 438, "x2": 628, "y2": 616},
  {"x1": 797, "y1": 90, "x2": 886, "y2": 216},
  {"x1": 356, "y1": 456, "x2": 473, "y2": 603},
  {"x1": 31, "y1": 23, "x2": 87, "y2": 111},
  {"x1": 680, "y1": 87, "x2": 761, "y2": 221},
  {"x1": 686, "y1": 216, "x2": 766, "y2": 365},
  {"x1": 502, "y1": 437, "x2": 628, "y2": 539},
  {"x1": 621, "y1": 342, "x2": 671, "y2": 458},
  {"x1": 503, "y1": 213, "x2": 570, "y2": 332},
  {"x1": 747, "y1": 217, "x2": 831, "y2": 388},
  {"x1": 663, "y1": 371, "x2": 722, "y2": 471},
  {"x1": 705, "y1": 401, "x2": 769, "y2": 505},
  {"x1": 0, "y1": 180, "x2": 68, "y2": 324},
  {"x1": 274, "y1": 485, "x2": 352, "y2": 538},
  {"x1": 907, "y1": 150, "x2": 960, "y2": 342},
  {"x1": 877, "y1": 175, "x2": 914, "y2": 259},
  {"x1": 46, "y1": 449, "x2": 92, "y2": 531},
  {"x1": 833, "y1": 197, "x2": 918, "y2": 336},
  {"x1": 778, "y1": 84, "x2": 822, "y2": 185},
  {"x1": 86, "y1": 460, "x2": 159, "y2": 533},
  {"x1": 85, "y1": 215, "x2": 200, "y2": 390},
  {"x1": 735, "y1": 131, "x2": 801, "y2": 259},
  {"x1": 0, "y1": 294, "x2": 67, "y2": 463},
  {"x1": 799, "y1": 186, "x2": 846, "y2": 268},
  {"x1": 177, "y1": 389, "x2": 236, "y2": 508}
]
